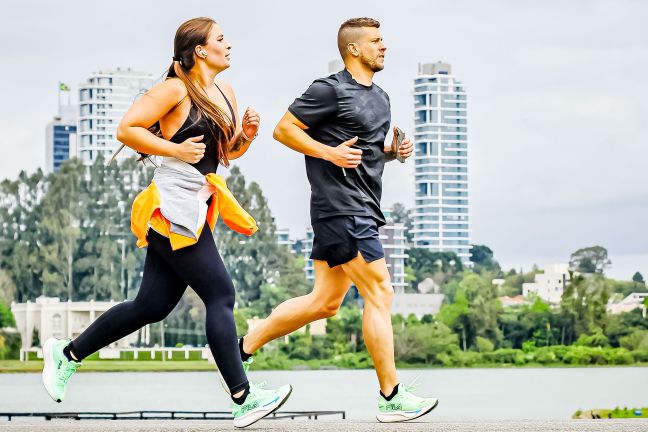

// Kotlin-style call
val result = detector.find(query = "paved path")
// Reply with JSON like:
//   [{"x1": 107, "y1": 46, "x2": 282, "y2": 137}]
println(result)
[{"x1": 2, "y1": 420, "x2": 648, "y2": 431}]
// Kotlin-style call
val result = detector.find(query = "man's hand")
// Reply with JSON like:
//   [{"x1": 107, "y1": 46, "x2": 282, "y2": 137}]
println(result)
[
  {"x1": 398, "y1": 136, "x2": 414, "y2": 160},
  {"x1": 325, "y1": 136, "x2": 362, "y2": 168}
]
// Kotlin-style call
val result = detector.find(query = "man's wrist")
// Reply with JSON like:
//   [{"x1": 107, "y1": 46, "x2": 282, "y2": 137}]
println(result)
[
  {"x1": 384, "y1": 147, "x2": 397, "y2": 162},
  {"x1": 319, "y1": 144, "x2": 333, "y2": 162}
]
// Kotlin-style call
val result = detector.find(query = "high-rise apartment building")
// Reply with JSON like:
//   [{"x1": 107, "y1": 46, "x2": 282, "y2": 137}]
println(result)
[
  {"x1": 77, "y1": 68, "x2": 154, "y2": 164},
  {"x1": 411, "y1": 62, "x2": 471, "y2": 263}
]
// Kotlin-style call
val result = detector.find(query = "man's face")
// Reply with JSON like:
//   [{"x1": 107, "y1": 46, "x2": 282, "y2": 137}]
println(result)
[{"x1": 356, "y1": 27, "x2": 387, "y2": 72}]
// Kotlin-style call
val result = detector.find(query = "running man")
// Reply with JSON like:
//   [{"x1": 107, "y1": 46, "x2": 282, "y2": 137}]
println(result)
[{"x1": 236, "y1": 17, "x2": 439, "y2": 422}]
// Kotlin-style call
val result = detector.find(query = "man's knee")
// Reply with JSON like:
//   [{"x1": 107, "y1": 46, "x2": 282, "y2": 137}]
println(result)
[
  {"x1": 310, "y1": 295, "x2": 342, "y2": 319},
  {"x1": 363, "y1": 278, "x2": 394, "y2": 308}
]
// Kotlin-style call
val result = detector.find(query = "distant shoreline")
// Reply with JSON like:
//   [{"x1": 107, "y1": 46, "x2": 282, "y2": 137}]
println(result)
[{"x1": 1, "y1": 360, "x2": 647, "y2": 373}]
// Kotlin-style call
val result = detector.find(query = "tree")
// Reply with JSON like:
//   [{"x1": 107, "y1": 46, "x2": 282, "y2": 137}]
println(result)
[
  {"x1": 560, "y1": 273, "x2": 611, "y2": 344},
  {"x1": 38, "y1": 159, "x2": 85, "y2": 300},
  {"x1": 0, "y1": 169, "x2": 47, "y2": 301},
  {"x1": 0, "y1": 302, "x2": 15, "y2": 327},
  {"x1": 407, "y1": 248, "x2": 463, "y2": 290},
  {"x1": 569, "y1": 246, "x2": 611, "y2": 274},
  {"x1": 632, "y1": 272, "x2": 645, "y2": 284},
  {"x1": 390, "y1": 203, "x2": 413, "y2": 243},
  {"x1": 469, "y1": 244, "x2": 501, "y2": 274},
  {"x1": 215, "y1": 166, "x2": 310, "y2": 305}
]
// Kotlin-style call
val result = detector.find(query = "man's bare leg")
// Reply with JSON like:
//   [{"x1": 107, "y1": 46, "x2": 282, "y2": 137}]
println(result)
[
  {"x1": 243, "y1": 260, "x2": 351, "y2": 354},
  {"x1": 341, "y1": 253, "x2": 398, "y2": 395}
]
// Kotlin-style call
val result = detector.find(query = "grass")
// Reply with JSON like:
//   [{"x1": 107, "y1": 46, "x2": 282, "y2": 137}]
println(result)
[
  {"x1": 574, "y1": 407, "x2": 648, "y2": 419},
  {"x1": 0, "y1": 360, "x2": 216, "y2": 373},
  {"x1": 2, "y1": 359, "x2": 647, "y2": 373}
]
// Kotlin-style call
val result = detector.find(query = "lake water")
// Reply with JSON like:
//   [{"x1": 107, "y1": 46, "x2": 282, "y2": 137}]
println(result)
[{"x1": 1, "y1": 367, "x2": 646, "y2": 420}]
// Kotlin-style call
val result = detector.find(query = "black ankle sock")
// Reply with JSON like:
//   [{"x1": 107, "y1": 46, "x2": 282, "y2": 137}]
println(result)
[
  {"x1": 239, "y1": 337, "x2": 252, "y2": 362},
  {"x1": 231, "y1": 384, "x2": 250, "y2": 405},
  {"x1": 63, "y1": 344, "x2": 75, "y2": 362},
  {"x1": 380, "y1": 384, "x2": 399, "y2": 401}
]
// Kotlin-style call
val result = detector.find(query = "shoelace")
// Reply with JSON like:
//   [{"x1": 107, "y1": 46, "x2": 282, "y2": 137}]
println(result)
[
  {"x1": 56, "y1": 361, "x2": 79, "y2": 384},
  {"x1": 403, "y1": 374, "x2": 422, "y2": 393}
]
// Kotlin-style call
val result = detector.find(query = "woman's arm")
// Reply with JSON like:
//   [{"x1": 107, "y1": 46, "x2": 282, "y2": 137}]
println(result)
[
  {"x1": 217, "y1": 79, "x2": 257, "y2": 160},
  {"x1": 116, "y1": 79, "x2": 206, "y2": 164}
]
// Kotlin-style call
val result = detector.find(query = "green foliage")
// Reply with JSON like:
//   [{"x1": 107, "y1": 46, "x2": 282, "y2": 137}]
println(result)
[
  {"x1": 0, "y1": 303, "x2": 16, "y2": 327},
  {"x1": 560, "y1": 273, "x2": 611, "y2": 345},
  {"x1": 574, "y1": 331, "x2": 609, "y2": 348},
  {"x1": 216, "y1": 166, "x2": 311, "y2": 306},
  {"x1": 390, "y1": 203, "x2": 413, "y2": 243},
  {"x1": 0, "y1": 157, "x2": 152, "y2": 302},
  {"x1": 393, "y1": 319, "x2": 458, "y2": 364},
  {"x1": 469, "y1": 245, "x2": 501, "y2": 274},
  {"x1": 569, "y1": 245, "x2": 611, "y2": 274},
  {"x1": 632, "y1": 272, "x2": 645, "y2": 284},
  {"x1": 0, "y1": 330, "x2": 21, "y2": 360},
  {"x1": 476, "y1": 336, "x2": 494, "y2": 353},
  {"x1": 407, "y1": 248, "x2": 463, "y2": 291},
  {"x1": 619, "y1": 330, "x2": 648, "y2": 351}
]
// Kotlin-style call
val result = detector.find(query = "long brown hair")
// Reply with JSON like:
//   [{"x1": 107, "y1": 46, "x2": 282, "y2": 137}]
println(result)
[
  {"x1": 112, "y1": 17, "x2": 235, "y2": 166},
  {"x1": 169, "y1": 17, "x2": 234, "y2": 166}
]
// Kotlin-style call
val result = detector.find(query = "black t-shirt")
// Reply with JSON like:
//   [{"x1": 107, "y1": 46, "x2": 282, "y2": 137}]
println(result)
[{"x1": 288, "y1": 69, "x2": 391, "y2": 226}]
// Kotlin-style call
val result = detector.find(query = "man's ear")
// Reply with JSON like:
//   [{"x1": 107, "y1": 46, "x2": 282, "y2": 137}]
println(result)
[{"x1": 347, "y1": 42, "x2": 360, "y2": 57}]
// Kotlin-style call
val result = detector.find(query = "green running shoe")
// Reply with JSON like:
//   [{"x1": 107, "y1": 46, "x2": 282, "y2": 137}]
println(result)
[
  {"x1": 41, "y1": 338, "x2": 81, "y2": 403},
  {"x1": 219, "y1": 357, "x2": 254, "y2": 395},
  {"x1": 377, "y1": 382, "x2": 439, "y2": 423},
  {"x1": 232, "y1": 381, "x2": 292, "y2": 428}
]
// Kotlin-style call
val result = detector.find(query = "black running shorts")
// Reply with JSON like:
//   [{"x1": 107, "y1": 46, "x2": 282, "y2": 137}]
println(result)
[{"x1": 310, "y1": 215, "x2": 385, "y2": 268}]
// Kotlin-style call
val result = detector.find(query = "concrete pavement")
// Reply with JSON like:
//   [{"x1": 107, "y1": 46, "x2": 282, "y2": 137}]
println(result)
[{"x1": 2, "y1": 420, "x2": 648, "y2": 431}]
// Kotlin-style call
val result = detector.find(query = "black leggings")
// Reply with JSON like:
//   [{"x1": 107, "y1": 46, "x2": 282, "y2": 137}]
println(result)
[{"x1": 70, "y1": 228, "x2": 248, "y2": 394}]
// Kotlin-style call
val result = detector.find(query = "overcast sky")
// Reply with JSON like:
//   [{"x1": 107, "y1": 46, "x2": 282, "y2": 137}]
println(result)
[{"x1": 1, "y1": 0, "x2": 646, "y2": 280}]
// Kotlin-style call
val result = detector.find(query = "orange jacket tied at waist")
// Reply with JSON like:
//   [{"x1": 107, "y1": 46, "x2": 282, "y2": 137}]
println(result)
[{"x1": 131, "y1": 158, "x2": 257, "y2": 250}]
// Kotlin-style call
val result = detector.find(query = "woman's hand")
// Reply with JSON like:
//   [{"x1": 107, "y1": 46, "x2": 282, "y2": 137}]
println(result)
[
  {"x1": 173, "y1": 135, "x2": 206, "y2": 164},
  {"x1": 241, "y1": 107, "x2": 260, "y2": 140}
]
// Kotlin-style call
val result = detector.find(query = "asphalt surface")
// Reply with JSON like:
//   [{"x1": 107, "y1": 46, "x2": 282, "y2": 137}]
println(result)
[{"x1": 2, "y1": 420, "x2": 648, "y2": 431}]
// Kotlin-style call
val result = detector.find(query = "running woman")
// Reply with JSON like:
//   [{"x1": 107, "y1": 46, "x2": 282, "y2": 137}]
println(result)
[
  {"x1": 41, "y1": 17, "x2": 291, "y2": 428},
  {"x1": 236, "y1": 17, "x2": 439, "y2": 422}
]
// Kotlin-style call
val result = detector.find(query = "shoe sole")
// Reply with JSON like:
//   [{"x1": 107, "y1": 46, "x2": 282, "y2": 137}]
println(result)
[
  {"x1": 376, "y1": 399, "x2": 439, "y2": 423},
  {"x1": 41, "y1": 338, "x2": 61, "y2": 403},
  {"x1": 233, "y1": 385, "x2": 292, "y2": 428}
]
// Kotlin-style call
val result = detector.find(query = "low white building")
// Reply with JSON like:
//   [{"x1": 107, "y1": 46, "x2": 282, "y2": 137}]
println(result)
[
  {"x1": 392, "y1": 293, "x2": 444, "y2": 319},
  {"x1": 522, "y1": 264, "x2": 570, "y2": 305},
  {"x1": 607, "y1": 292, "x2": 648, "y2": 316},
  {"x1": 10, "y1": 296, "x2": 148, "y2": 351}
]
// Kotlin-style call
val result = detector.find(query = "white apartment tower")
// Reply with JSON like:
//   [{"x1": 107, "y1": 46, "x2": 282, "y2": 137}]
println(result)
[
  {"x1": 77, "y1": 68, "x2": 154, "y2": 164},
  {"x1": 412, "y1": 62, "x2": 471, "y2": 263}
]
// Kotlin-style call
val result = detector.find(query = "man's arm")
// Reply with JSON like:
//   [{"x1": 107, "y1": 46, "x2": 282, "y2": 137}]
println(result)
[{"x1": 273, "y1": 111, "x2": 362, "y2": 168}]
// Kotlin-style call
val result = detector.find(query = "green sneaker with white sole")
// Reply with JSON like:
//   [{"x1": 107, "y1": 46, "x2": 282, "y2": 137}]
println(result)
[
  {"x1": 232, "y1": 381, "x2": 292, "y2": 428},
  {"x1": 377, "y1": 382, "x2": 439, "y2": 423},
  {"x1": 41, "y1": 338, "x2": 81, "y2": 403}
]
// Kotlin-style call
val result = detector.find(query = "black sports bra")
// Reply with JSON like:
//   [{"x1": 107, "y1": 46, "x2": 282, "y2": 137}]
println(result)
[{"x1": 169, "y1": 83, "x2": 236, "y2": 175}]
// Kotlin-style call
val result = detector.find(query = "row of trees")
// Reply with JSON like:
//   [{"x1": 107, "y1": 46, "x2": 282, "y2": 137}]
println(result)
[
  {"x1": 0, "y1": 157, "x2": 311, "y2": 352},
  {"x1": 0, "y1": 157, "x2": 152, "y2": 302},
  {"x1": 1, "y1": 158, "x2": 646, "y2": 366}
]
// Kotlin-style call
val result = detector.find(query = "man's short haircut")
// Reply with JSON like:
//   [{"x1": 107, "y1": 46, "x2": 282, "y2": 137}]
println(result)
[{"x1": 337, "y1": 17, "x2": 381, "y2": 59}]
